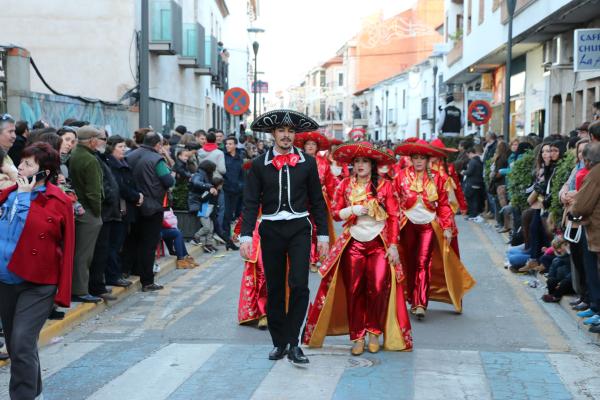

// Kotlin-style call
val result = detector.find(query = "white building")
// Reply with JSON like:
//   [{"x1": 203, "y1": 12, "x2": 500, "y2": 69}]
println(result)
[
  {"x1": 443, "y1": 0, "x2": 600, "y2": 138},
  {"x1": 0, "y1": 0, "x2": 258, "y2": 135}
]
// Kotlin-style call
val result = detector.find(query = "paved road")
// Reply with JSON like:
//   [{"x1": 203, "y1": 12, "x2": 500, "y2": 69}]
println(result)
[{"x1": 2, "y1": 219, "x2": 600, "y2": 399}]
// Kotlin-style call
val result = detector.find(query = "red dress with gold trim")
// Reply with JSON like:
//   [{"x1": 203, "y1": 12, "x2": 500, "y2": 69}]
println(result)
[
  {"x1": 429, "y1": 160, "x2": 467, "y2": 257},
  {"x1": 309, "y1": 155, "x2": 339, "y2": 265},
  {"x1": 303, "y1": 177, "x2": 412, "y2": 351},
  {"x1": 394, "y1": 166, "x2": 476, "y2": 312},
  {"x1": 235, "y1": 218, "x2": 267, "y2": 324}
]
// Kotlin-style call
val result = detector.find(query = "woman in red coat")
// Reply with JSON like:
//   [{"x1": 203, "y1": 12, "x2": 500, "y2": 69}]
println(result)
[
  {"x1": 0, "y1": 143, "x2": 74, "y2": 400},
  {"x1": 303, "y1": 142, "x2": 412, "y2": 356}
]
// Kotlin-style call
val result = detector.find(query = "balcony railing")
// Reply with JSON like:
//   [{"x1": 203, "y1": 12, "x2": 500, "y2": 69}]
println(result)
[
  {"x1": 178, "y1": 22, "x2": 205, "y2": 68},
  {"x1": 447, "y1": 39, "x2": 463, "y2": 67},
  {"x1": 149, "y1": 0, "x2": 182, "y2": 55}
]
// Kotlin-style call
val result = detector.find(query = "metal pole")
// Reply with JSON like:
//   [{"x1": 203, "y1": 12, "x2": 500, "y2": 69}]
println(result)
[
  {"x1": 139, "y1": 0, "x2": 150, "y2": 128},
  {"x1": 503, "y1": 0, "x2": 516, "y2": 142},
  {"x1": 252, "y1": 41, "x2": 259, "y2": 122},
  {"x1": 432, "y1": 64, "x2": 438, "y2": 137}
]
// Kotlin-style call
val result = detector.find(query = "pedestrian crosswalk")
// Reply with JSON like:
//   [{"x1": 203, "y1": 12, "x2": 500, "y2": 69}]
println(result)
[{"x1": 4, "y1": 341, "x2": 598, "y2": 400}]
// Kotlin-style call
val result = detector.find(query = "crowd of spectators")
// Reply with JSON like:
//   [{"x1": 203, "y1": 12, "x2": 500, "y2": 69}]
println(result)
[
  {"x1": 451, "y1": 101, "x2": 600, "y2": 335},
  {"x1": 0, "y1": 116, "x2": 262, "y2": 394}
]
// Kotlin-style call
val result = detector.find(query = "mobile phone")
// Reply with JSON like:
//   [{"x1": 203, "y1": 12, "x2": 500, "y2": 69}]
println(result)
[{"x1": 27, "y1": 170, "x2": 47, "y2": 183}]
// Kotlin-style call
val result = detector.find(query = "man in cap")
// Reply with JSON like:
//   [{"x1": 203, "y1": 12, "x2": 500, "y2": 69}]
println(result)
[
  {"x1": 240, "y1": 109, "x2": 329, "y2": 366},
  {"x1": 69, "y1": 126, "x2": 105, "y2": 303}
]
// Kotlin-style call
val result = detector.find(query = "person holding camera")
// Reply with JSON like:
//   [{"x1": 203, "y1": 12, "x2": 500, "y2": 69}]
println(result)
[{"x1": 0, "y1": 143, "x2": 75, "y2": 400}]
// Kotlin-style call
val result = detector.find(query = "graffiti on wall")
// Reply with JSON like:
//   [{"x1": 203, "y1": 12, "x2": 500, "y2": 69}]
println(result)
[{"x1": 19, "y1": 92, "x2": 133, "y2": 136}]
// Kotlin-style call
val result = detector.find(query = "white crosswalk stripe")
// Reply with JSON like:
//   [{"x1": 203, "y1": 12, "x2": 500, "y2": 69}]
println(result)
[{"x1": 86, "y1": 343, "x2": 221, "y2": 400}]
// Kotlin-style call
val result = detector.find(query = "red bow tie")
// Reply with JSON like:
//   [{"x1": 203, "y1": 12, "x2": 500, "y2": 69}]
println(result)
[{"x1": 272, "y1": 153, "x2": 300, "y2": 170}]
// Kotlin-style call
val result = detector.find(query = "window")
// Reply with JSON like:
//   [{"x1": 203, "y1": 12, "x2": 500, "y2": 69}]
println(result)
[
  {"x1": 338, "y1": 73, "x2": 344, "y2": 87},
  {"x1": 479, "y1": 0, "x2": 485, "y2": 25},
  {"x1": 320, "y1": 71, "x2": 326, "y2": 87},
  {"x1": 337, "y1": 102, "x2": 343, "y2": 120},
  {"x1": 402, "y1": 89, "x2": 406, "y2": 109},
  {"x1": 467, "y1": 0, "x2": 472, "y2": 34}
]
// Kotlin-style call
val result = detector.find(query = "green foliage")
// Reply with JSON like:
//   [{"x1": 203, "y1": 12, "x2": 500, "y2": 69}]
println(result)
[
  {"x1": 507, "y1": 150, "x2": 535, "y2": 210},
  {"x1": 549, "y1": 151, "x2": 576, "y2": 225},
  {"x1": 483, "y1": 158, "x2": 492, "y2": 188},
  {"x1": 172, "y1": 181, "x2": 189, "y2": 211}
]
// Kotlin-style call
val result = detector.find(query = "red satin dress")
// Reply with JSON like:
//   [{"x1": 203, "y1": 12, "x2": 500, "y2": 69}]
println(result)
[
  {"x1": 303, "y1": 177, "x2": 412, "y2": 350},
  {"x1": 430, "y1": 160, "x2": 467, "y2": 257},
  {"x1": 235, "y1": 218, "x2": 267, "y2": 324},
  {"x1": 394, "y1": 166, "x2": 455, "y2": 310},
  {"x1": 309, "y1": 154, "x2": 339, "y2": 265}
]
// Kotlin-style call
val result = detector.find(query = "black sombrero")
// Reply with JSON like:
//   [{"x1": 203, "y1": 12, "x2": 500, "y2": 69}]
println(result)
[{"x1": 250, "y1": 109, "x2": 319, "y2": 133}]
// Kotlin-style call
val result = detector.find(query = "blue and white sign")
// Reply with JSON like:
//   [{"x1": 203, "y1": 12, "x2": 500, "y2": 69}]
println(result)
[{"x1": 574, "y1": 29, "x2": 600, "y2": 72}]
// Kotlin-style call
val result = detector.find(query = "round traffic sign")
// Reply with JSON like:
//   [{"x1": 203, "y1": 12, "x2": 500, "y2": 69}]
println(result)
[
  {"x1": 224, "y1": 87, "x2": 250, "y2": 116},
  {"x1": 468, "y1": 100, "x2": 492, "y2": 126}
]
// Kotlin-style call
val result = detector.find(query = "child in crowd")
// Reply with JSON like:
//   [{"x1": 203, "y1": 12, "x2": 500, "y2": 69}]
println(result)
[
  {"x1": 542, "y1": 237, "x2": 573, "y2": 302},
  {"x1": 161, "y1": 208, "x2": 199, "y2": 269}
]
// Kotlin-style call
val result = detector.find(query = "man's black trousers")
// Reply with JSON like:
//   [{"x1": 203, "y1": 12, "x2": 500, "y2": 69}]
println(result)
[{"x1": 259, "y1": 217, "x2": 312, "y2": 347}]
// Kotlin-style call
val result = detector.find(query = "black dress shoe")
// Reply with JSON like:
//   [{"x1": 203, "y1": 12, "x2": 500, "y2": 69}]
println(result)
[
  {"x1": 107, "y1": 278, "x2": 133, "y2": 288},
  {"x1": 226, "y1": 240, "x2": 239, "y2": 251},
  {"x1": 589, "y1": 324, "x2": 600, "y2": 334},
  {"x1": 268, "y1": 346, "x2": 288, "y2": 360},
  {"x1": 287, "y1": 346, "x2": 309, "y2": 366},
  {"x1": 71, "y1": 294, "x2": 103, "y2": 303}
]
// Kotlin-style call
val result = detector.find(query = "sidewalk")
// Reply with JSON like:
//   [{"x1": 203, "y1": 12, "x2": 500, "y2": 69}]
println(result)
[
  {"x1": 0, "y1": 244, "x2": 208, "y2": 368},
  {"x1": 481, "y1": 216, "x2": 600, "y2": 344}
]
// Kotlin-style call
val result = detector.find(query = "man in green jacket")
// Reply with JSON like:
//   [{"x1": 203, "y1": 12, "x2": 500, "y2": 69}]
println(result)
[{"x1": 69, "y1": 126, "x2": 104, "y2": 303}]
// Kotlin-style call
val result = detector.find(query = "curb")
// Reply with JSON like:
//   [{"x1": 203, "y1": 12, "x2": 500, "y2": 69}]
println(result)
[
  {"x1": 482, "y1": 217, "x2": 600, "y2": 343},
  {"x1": 0, "y1": 244, "x2": 209, "y2": 368}
]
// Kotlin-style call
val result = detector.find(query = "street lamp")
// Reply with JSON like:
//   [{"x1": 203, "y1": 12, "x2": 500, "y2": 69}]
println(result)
[
  {"x1": 252, "y1": 41, "x2": 259, "y2": 122},
  {"x1": 503, "y1": 0, "x2": 517, "y2": 142}
]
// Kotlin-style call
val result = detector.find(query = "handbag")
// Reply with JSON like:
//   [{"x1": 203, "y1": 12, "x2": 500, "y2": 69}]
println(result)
[
  {"x1": 196, "y1": 202, "x2": 214, "y2": 218},
  {"x1": 564, "y1": 221, "x2": 582, "y2": 243}
]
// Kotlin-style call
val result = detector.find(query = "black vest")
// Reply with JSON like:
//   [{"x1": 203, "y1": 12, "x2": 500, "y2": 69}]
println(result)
[
  {"x1": 441, "y1": 105, "x2": 462, "y2": 133},
  {"x1": 126, "y1": 146, "x2": 166, "y2": 217}
]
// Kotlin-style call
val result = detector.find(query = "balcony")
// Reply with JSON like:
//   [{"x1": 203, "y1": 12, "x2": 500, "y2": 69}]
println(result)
[
  {"x1": 149, "y1": 0, "x2": 182, "y2": 55},
  {"x1": 447, "y1": 39, "x2": 463, "y2": 67},
  {"x1": 178, "y1": 23, "x2": 205, "y2": 68},
  {"x1": 194, "y1": 35, "x2": 218, "y2": 76}
]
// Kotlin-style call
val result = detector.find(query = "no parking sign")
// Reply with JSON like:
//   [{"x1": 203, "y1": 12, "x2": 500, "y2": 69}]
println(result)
[
  {"x1": 468, "y1": 100, "x2": 492, "y2": 126},
  {"x1": 224, "y1": 87, "x2": 250, "y2": 116}
]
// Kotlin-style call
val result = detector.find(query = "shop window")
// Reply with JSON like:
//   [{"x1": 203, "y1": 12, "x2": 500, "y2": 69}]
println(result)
[{"x1": 551, "y1": 95, "x2": 562, "y2": 134}]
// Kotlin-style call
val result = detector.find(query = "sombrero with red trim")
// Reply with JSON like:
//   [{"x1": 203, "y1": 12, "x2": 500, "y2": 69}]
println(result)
[
  {"x1": 333, "y1": 141, "x2": 396, "y2": 165},
  {"x1": 395, "y1": 139, "x2": 446, "y2": 158},
  {"x1": 430, "y1": 138, "x2": 458, "y2": 153},
  {"x1": 293, "y1": 131, "x2": 331, "y2": 151},
  {"x1": 348, "y1": 128, "x2": 366, "y2": 141}
]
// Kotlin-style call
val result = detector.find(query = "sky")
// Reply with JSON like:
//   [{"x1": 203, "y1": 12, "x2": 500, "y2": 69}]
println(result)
[{"x1": 253, "y1": 0, "x2": 416, "y2": 94}]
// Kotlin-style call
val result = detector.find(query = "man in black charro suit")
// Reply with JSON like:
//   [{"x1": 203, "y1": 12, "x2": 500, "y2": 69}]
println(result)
[{"x1": 239, "y1": 109, "x2": 329, "y2": 366}]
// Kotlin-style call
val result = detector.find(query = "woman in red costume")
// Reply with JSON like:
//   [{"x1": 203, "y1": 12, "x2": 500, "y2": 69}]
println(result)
[
  {"x1": 428, "y1": 138, "x2": 467, "y2": 257},
  {"x1": 328, "y1": 138, "x2": 350, "y2": 179},
  {"x1": 303, "y1": 142, "x2": 412, "y2": 355},
  {"x1": 294, "y1": 131, "x2": 338, "y2": 272},
  {"x1": 235, "y1": 161, "x2": 267, "y2": 329},
  {"x1": 394, "y1": 139, "x2": 476, "y2": 320}
]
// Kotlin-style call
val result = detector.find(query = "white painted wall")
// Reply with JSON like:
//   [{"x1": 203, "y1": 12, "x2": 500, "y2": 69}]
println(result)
[
  {"x1": 524, "y1": 45, "x2": 545, "y2": 135},
  {"x1": 446, "y1": 0, "x2": 573, "y2": 81},
  {"x1": 0, "y1": 0, "x2": 137, "y2": 101}
]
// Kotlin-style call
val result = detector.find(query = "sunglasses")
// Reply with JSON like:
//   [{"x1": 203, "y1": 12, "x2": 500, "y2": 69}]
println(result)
[{"x1": 0, "y1": 113, "x2": 14, "y2": 122}]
